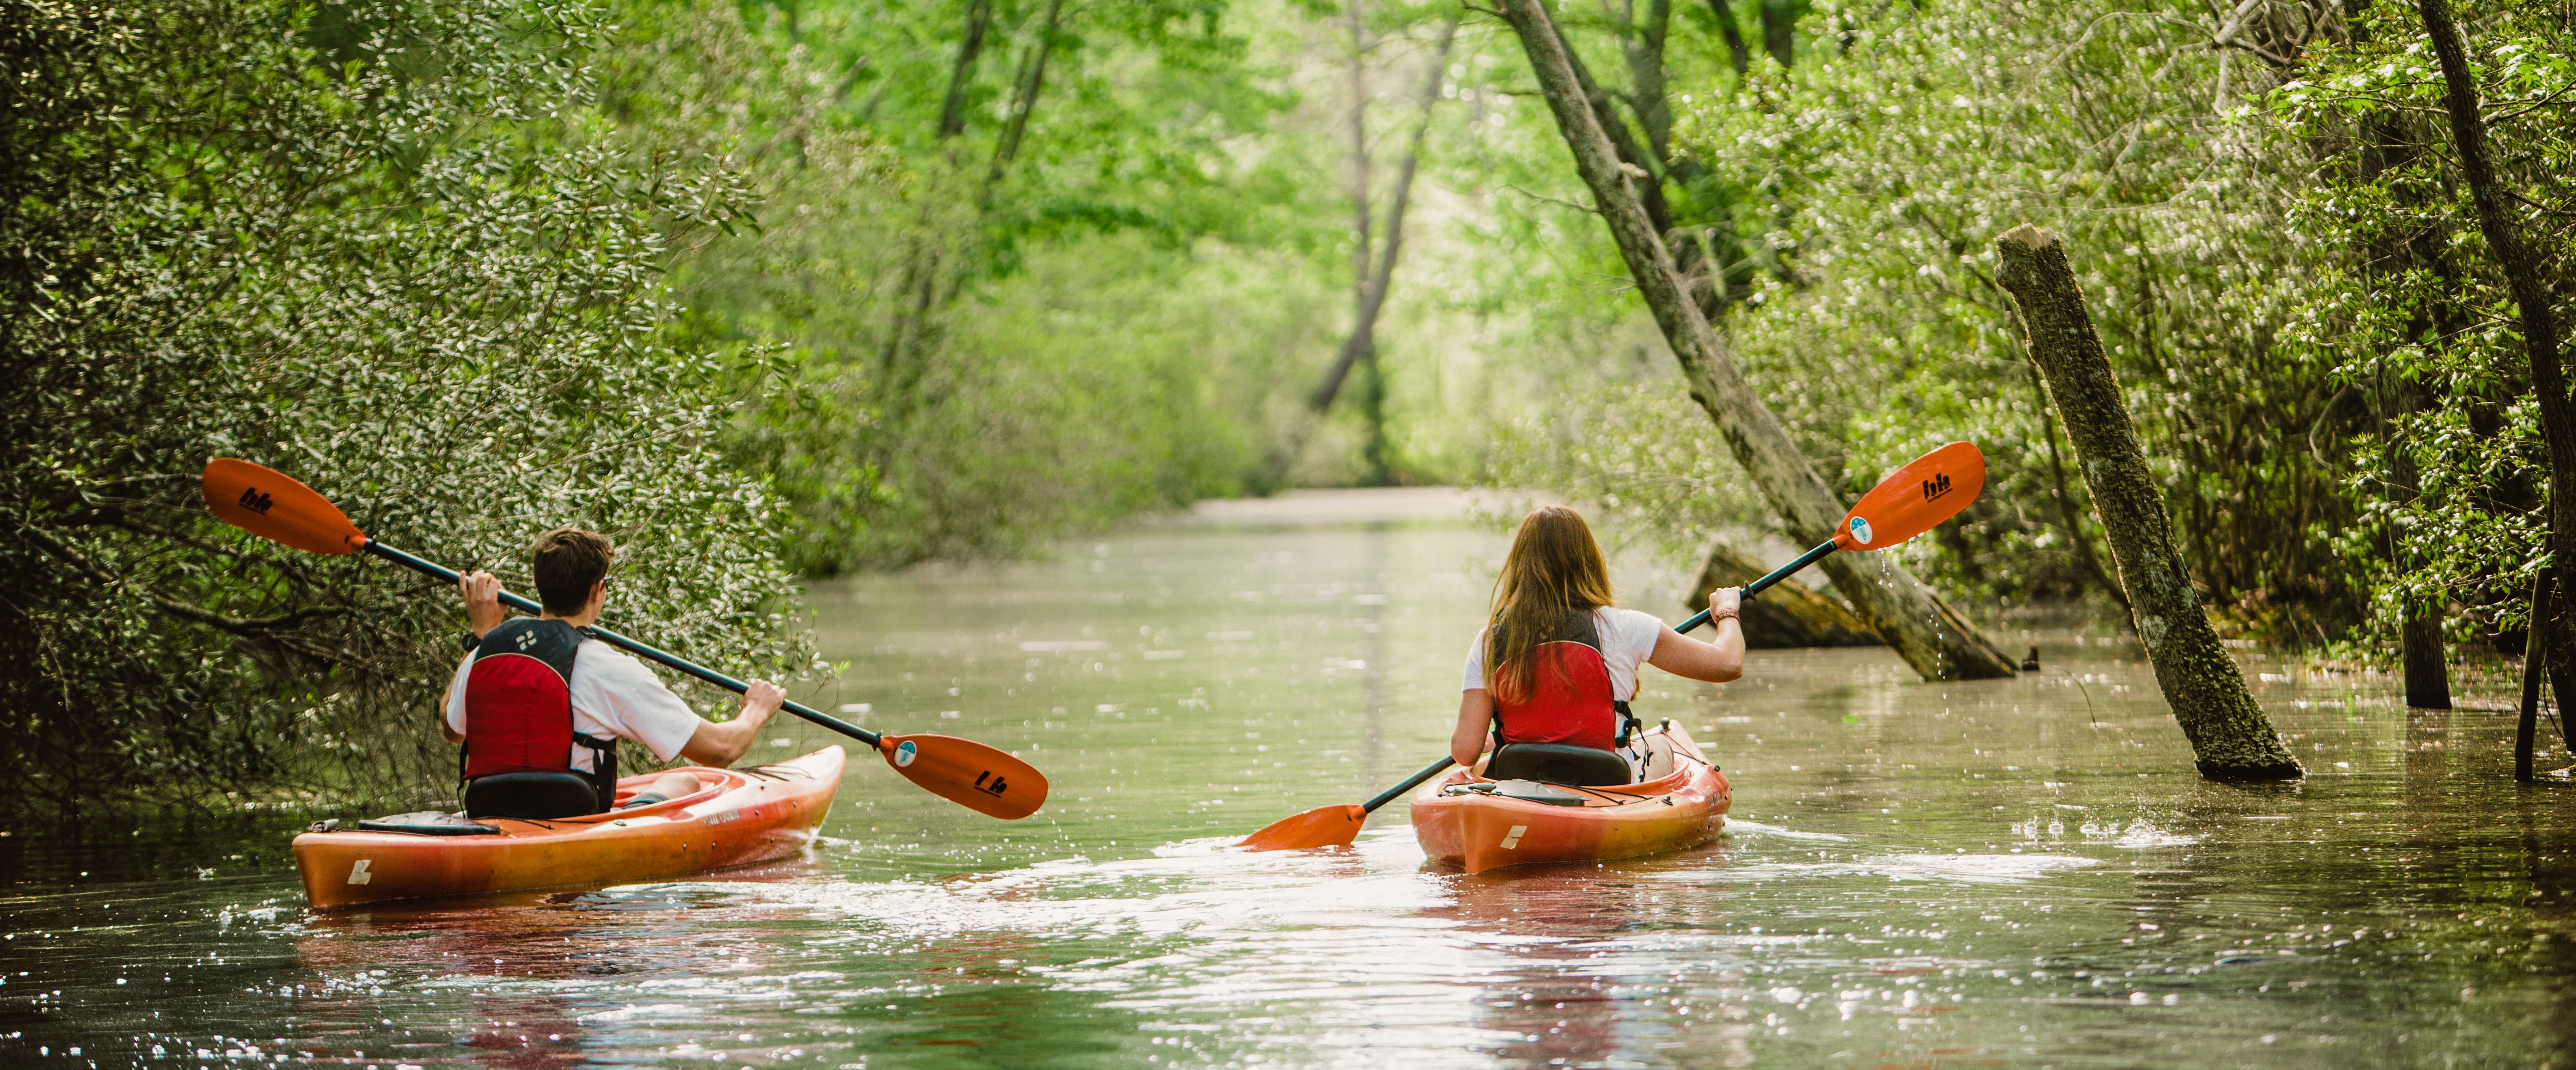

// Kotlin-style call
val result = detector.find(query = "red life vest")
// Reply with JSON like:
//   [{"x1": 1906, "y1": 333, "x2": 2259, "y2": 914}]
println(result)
[
  {"x1": 461, "y1": 619, "x2": 617, "y2": 806},
  {"x1": 1490, "y1": 609, "x2": 1636, "y2": 752}
]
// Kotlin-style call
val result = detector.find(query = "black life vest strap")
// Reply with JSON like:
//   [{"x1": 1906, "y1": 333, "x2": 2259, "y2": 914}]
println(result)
[
  {"x1": 1614, "y1": 699, "x2": 1641, "y2": 749},
  {"x1": 574, "y1": 732, "x2": 619, "y2": 810}
]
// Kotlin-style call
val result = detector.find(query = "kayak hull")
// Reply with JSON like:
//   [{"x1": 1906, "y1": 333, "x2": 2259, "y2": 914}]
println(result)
[
  {"x1": 1411, "y1": 724, "x2": 1727, "y2": 875},
  {"x1": 294, "y1": 745, "x2": 844, "y2": 910}
]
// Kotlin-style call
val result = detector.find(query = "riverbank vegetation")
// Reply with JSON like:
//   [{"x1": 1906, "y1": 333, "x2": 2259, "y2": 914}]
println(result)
[{"x1": 9, "y1": 0, "x2": 2575, "y2": 814}]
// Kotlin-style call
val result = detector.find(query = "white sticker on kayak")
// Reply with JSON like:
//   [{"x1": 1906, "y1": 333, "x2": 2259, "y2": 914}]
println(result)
[
  {"x1": 1500, "y1": 825, "x2": 1527, "y2": 850},
  {"x1": 893, "y1": 740, "x2": 917, "y2": 767},
  {"x1": 346, "y1": 859, "x2": 372, "y2": 885},
  {"x1": 1848, "y1": 516, "x2": 1873, "y2": 546}
]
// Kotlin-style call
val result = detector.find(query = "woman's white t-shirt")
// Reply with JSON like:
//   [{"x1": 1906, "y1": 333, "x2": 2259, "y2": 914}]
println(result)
[
  {"x1": 1460, "y1": 606, "x2": 1668, "y2": 700},
  {"x1": 445, "y1": 642, "x2": 706, "y2": 773}
]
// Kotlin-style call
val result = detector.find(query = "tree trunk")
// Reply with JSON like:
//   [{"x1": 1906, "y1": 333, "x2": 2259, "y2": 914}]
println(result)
[
  {"x1": 981, "y1": 0, "x2": 1066, "y2": 203},
  {"x1": 1994, "y1": 225, "x2": 2302, "y2": 781},
  {"x1": 1496, "y1": 0, "x2": 2016, "y2": 682},
  {"x1": 1758, "y1": 0, "x2": 1794, "y2": 67},
  {"x1": 2515, "y1": 569, "x2": 2550, "y2": 781},
  {"x1": 1685, "y1": 539, "x2": 1880, "y2": 648},
  {"x1": 1548, "y1": 20, "x2": 1676, "y2": 235},
  {"x1": 1623, "y1": 0, "x2": 1676, "y2": 164},
  {"x1": 1707, "y1": 0, "x2": 1750, "y2": 77},
  {"x1": 937, "y1": 0, "x2": 996, "y2": 140},
  {"x1": 2416, "y1": 0, "x2": 2576, "y2": 735},
  {"x1": 1314, "y1": 17, "x2": 1457, "y2": 414},
  {"x1": 2401, "y1": 605, "x2": 2452, "y2": 709}
]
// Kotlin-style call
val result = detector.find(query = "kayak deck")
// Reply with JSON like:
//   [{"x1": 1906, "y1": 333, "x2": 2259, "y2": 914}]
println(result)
[
  {"x1": 1410, "y1": 723, "x2": 1728, "y2": 874},
  {"x1": 293, "y1": 745, "x2": 844, "y2": 909}
]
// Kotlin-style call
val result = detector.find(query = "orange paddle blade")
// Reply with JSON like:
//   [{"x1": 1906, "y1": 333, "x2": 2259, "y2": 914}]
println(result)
[
  {"x1": 878, "y1": 734, "x2": 1049, "y2": 819},
  {"x1": 1237, "y1": 804, "x2": 1367, "y2": 851},
  {"x1": 202, "y1": 458, "x2": 366, "y2": 555},
  {"x1": 1833, "y1": 442, "x2": 1985, "y2": 551}
]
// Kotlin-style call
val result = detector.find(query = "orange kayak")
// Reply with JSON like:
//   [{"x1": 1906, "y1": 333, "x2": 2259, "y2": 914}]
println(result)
[
  {"x1": 1411, "y1": 723, "x2": 1728, "y2": 874},
  {"x1": 294, "y1": 745, "x2": 844, "y2": 909}
]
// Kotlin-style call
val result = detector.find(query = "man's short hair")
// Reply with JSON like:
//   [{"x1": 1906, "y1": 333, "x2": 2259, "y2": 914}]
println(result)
[{"x1": 532, "y1": 528, "x2": 616, "y2": 615}]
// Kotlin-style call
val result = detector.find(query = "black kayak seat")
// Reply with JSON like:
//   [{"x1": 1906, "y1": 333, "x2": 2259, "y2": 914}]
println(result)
[
  {"x1": 464, "y1": 771, "x2": 604, "y2": 819},
  {"x1": 356, "y1": 811, "x2": 501, "y2": 836},
  {"x1": 1485, "y1": 742, "x2": 1633, "y2": 787}
]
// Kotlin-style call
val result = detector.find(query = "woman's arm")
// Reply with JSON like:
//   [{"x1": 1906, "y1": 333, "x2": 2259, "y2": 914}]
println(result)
[
  {"x1": 1647, "y1": 587, "x2": 1746, "y2": 683},
  {"x1": 1452, "y1": 689, "x2": 1495, "y2": 768}
]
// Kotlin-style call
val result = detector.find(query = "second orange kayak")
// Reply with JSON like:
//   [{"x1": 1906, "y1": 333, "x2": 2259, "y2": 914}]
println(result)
[
  {"x1": 1411, "y1": 723, "x2": 1728, "y2": 874},
  {"x1": 293, "y1": 745, "x2": 844, "y2": 909}
]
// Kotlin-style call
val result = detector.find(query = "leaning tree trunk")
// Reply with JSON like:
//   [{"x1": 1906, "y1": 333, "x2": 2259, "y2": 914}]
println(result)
[
  {"x1": 1995, "y1": 225, "x2": 2303, "y2": 781},
  {"x1": 2416, "y1": 0, "x2": 2576, "y2": 742},
  {"x1": 1495, "y1": 0, "x2": 2015, "y2": 681}
]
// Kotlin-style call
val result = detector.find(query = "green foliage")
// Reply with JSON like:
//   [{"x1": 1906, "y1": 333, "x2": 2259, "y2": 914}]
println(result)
[
  {"x1": 1459, "y1": 0, "x2": 2362, "y2": 634},
  {"x1": 619, "y1": 0, "x2": 1341, "y2": 571},
  {"x1": 0, "y1": 0, "x2": 816, "y2": 819},
  {"x1": 2277, "y1": 0, "x2": 2576, "y2": 641}
]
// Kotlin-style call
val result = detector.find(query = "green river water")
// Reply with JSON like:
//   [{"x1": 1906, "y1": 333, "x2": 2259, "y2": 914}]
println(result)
[{"x1": 6, "y1": 488, "x2": 2575, "y2": 1068}]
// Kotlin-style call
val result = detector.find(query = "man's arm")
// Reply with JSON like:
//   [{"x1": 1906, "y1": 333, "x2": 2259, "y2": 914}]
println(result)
[
  {"x1": 678, "y1": 680, "x2": 787, "y2": 767},
  {"x1": 439, "y1": 667, "x2": 467, "y2": 745},
  {"x1": 441, "y1": 572, "x2": 508, "y2": 745}
]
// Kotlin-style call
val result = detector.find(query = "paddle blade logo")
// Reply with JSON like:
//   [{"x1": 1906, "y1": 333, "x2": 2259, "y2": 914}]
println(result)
[
  {"x1": 201, "y1": 458, "x2": 366, "y2": 556},
  {"x1": 1835, "y1": 442, "x2": 1985, "y2": 552},
  {"x1": 880, "y1": 734, "x2": 1048, "y2": 819}
]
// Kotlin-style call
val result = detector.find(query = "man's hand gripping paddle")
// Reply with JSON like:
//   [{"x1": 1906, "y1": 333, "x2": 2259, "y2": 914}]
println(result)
[
  {"x1": 1235, "y1": 441, "x2": 1988, "y2": 852},
  {"x1": 201, "y1": 458, "x2": 1048, "y2": 820}
]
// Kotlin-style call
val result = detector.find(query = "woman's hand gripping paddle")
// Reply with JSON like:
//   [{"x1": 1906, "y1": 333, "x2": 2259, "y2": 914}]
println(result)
[
  {"x1": 1234, "y1": 440, "x2": 1987, "y2": 852},
  {"x1": 1674, "y1": 440, "x2": 1986, "y2": 633},
  {"x1": 201, "y1": 458, "x2": 1048, "y2": 820}
]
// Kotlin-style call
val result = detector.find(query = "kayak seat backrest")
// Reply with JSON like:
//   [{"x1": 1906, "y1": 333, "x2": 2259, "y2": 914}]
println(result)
[
  {"x1": 465, "y1": 771, "x2": 606, "y2": 819},
  {"x1": 1485, "y1": 742, "x2": 1632, "y2": 787}
]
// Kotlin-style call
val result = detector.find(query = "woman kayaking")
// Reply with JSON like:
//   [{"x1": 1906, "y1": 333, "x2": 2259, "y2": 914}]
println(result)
[{"x1": 1454, "y1": 505, "x2": 1745, "y2": 782}]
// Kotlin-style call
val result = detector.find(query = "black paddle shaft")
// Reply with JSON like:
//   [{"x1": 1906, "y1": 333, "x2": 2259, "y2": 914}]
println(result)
[
  {"x1": 1361, "y1": 756, "x2": 1458, "y2": 814},
  {"x1": 1674, "y1": 537, "x2": 1839, "y2": 634},
  {"x1": 362, "y1": 541, "x2": 882, "y2": 746}
]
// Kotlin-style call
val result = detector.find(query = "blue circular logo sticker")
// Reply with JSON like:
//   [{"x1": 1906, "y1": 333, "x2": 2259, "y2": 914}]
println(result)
[
  {"x1": 893, "y1": 740, "x2": 917, "y2": 767},
  {"x1": 1848, "y1": 516, "x2": 1873, "y2": 546}
]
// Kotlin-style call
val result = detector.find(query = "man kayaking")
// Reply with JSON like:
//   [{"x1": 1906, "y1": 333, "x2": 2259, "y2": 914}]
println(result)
[
  {"x1": 1454, "y1": 505, "x2": 1745, "y2": 783},
  {"x1": 440, "y1": 528, "x2": 787, "y2": 818}
]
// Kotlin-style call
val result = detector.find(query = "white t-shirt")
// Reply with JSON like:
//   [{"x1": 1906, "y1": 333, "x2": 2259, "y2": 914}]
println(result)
[
  {"x1": 445, "y1": 641, "x2": 705, "y2": 772},
  {"x1": 1461, "y1": 606, "x2": 1668, "y2": 701}
]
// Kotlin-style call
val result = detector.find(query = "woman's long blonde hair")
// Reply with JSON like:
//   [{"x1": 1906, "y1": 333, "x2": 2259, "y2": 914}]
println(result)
[{"x1": 1484, "y1": 505, "x2": 1616, "y2": 703}]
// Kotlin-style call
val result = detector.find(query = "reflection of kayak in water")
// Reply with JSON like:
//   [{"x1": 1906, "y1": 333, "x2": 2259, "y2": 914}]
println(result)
[
  {"x1": 294, "y1": 746, "x2": 843, "y2": 909},
  {"x1": 1411, "y1": 723, "x2": 1728, "y2": 875}
]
